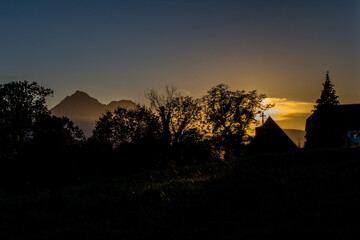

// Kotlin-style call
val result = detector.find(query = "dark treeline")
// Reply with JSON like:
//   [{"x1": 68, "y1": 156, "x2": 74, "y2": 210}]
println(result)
[{"x1": 0, "y1": 81, "x2": 271, "y2": 194}]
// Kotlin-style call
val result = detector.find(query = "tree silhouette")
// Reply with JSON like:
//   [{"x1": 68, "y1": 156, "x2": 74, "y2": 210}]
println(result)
[
  {"x1": 305, "y1": 71, "x2": 341, "y2": 148},
  {"x1": 0, "y1": 81, "x2": 53, "y2": 158},
  {"x1": 314, "y1": 71, "x2": 339, "y2": 111},
  {"x1": 93, "y1": 105, "x2": 160, "y2": 148},
  {"x1": 203, "y1": 84, "x2": 270, "y2": 160},
  {"x1": 0, "y1": 81, "x2": 89, "y2": 191},
  {"x1": 91, "y1": 105, "x2": 164, "y2": 170},
  {"x1": 146, "y1": 86, "x2": 202, "y2": 147},
  {"x1": 32, "y1": 115, "x2": 85, "y2": 146},
  {"x1": 19, "y1": 115, "x2": 85, "y2": 188}
]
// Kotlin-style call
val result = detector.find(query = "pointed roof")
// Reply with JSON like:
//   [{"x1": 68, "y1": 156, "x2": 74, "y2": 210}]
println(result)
[
  {"x1": 251, "y1": 116, "x2": 298, "y2": 152},
  {"x1": 260, "y1": 116, "x2": 283, "y2": 131}
]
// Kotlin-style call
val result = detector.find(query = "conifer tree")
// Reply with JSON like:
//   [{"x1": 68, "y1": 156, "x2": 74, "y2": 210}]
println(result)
[
  {"x1": 314, "y1": 71, "x2": 339, "y2": 111},
  {"x1": 305, "y1": 71, "x2": 341, "y2": 148}
]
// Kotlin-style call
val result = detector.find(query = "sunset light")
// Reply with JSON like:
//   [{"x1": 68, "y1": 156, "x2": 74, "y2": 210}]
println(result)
[
  {"x1": 263, "y1": 98, "x2": 314, "y2": 130},
  {"x1": 1, "y1": 0, "x2": 359, "y2": 238}
]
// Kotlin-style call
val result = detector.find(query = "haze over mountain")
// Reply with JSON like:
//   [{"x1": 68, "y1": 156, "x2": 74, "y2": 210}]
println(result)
[
  {"x1": 283, "y1": 129, "x2": 306, "y2": 148},
  {"x1": 51, "y1": 91, "x2": 136, "y2": 137}
]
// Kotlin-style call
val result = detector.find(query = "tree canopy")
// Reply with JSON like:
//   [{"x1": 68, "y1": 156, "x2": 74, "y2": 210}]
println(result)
[
  {"x1": 0, "y1": 81, "x2": 53, "y2": 157},
  {"x1": 203, "y1": 84, "x2": 271, "y2": 159},
  {"x1": 0, "y1": 80, "x2": 274, "y2": 193},
  {"x1": 146, "y1": 86, "x2": 202, "y2": 147},
  {"x1": 93, "y1": 105, "x2": 160, "y2": 148},
  {"x1": 93, "y1": 84, "x2": 271, "y2": 164}
]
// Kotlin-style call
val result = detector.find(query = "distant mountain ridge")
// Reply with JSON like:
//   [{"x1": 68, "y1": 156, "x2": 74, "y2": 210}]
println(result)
[
  {"x1": 52, "y1": 91, "x2": 306, "y2": 144},
  {"x1": 51, "y1": 91, "x2": 136, "y2": 137}
]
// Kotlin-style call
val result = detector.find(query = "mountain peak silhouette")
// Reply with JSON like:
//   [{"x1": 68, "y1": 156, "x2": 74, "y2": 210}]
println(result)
[
  {"x1": 72, "y1": 90, "x2": 94, "y2": 99},
  {"x1": 51, "y1": 91, "x2": 136, "y2": 137}
]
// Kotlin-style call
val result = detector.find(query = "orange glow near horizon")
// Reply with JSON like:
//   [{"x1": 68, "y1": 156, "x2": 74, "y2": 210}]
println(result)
[{"x1": 262, "y1": 98, "x2": 314, "y2": 130}]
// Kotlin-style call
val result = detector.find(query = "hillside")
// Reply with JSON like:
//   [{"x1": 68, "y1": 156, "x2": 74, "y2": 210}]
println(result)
[
  {"x1": 2, "y1": 148, "x2": 360, "y2": 239},
  {"x1": 51, "y1": 91, "x2": 136, "y2": 137}
]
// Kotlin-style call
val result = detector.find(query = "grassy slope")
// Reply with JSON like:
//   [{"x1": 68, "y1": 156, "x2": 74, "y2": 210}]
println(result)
[{"x1": 1, "y1": 148, "x2": 360, "y2": 239}]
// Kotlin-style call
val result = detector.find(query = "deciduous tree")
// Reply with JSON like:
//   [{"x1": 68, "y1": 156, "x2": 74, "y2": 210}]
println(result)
[
  {"x1": 93, "y1": 105, "x2": 160, "y2": 148},
  {"x1": 146, "y1": 86, "x2": 202, "y2": 146},
  {"x1": 203, "y1": 84, "x2": 270, "y2": 159},
  {"x1": 0, "y1": 81, "x2": 53, "y2": 157}
]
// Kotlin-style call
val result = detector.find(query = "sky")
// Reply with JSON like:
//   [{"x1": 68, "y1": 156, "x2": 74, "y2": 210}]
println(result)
[{"x1": 1, "y1": 0, "x2": 359, "y2": 130}]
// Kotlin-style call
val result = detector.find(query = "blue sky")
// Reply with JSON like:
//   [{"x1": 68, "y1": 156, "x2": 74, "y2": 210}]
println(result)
[{"x1": 0, "y1": 0, "x2": 359, "y2": 129}]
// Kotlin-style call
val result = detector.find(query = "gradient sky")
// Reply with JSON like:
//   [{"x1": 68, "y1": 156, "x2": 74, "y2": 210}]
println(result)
[{"x1": 1, "y1": 0, "x2": 359, "y2": 130}]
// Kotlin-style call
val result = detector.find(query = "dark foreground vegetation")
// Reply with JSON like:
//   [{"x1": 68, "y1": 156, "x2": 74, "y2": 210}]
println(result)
[
  {"x1": 1, "y1": 147, "x2": 360, "y2": 239},
  {"x1": 1, "y1": 76, "x2": 359, "y2": 239},
  {"x1": 0, "y1": 80, "x2": 271, "y2": 194}
]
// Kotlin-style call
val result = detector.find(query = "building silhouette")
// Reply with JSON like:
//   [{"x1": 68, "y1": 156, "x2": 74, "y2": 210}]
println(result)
[
  {"x1": 306, "y1": 104, "x2": 360, "y2": 147},
  {"x1": 249, "y1": 116, "x2": 298, "y2": 153}
]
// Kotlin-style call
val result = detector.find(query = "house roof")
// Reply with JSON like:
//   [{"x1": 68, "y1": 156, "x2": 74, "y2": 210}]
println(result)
[
  {"x1": 256, "y1": 116, "x2": 284, "y2": 134},
  {"x1": 251, "y1": 116, "x2": 298, "y2": 152},
  {"x1": 306, "y1": 104, "x2": 360, "y2": 131},
  {"x1": 335, "y1": 104, "x2": 360, "y2": 129}
]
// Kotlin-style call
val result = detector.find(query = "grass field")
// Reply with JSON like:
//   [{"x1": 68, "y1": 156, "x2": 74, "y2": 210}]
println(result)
[{"x1": 1, "y1": 147, "x2": 360, "y2": 239}]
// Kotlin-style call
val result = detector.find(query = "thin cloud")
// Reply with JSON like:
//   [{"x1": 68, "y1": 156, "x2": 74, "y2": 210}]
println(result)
[
  {"x1": 257, "y1": 98, "x2": 314, "y2": 130},
  {"x1": 264, "y1": 98, "x2": 314, "y2": 121}
]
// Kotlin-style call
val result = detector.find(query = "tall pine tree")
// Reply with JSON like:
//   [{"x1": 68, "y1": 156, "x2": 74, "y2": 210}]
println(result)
[
  {"x1": 305, "y1": 71, "x2": 341, "y2": 148},
  {"x1": 314, "y1": 71, "x2": 339, "y2": 111}
]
